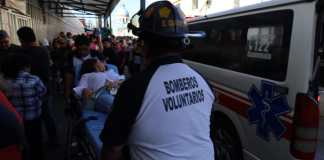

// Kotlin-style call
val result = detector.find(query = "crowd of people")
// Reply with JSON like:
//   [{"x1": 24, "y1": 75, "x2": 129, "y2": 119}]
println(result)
[
  {"x1": 0, "y1": 26, "x2": 144, "y2": 160},
  {"x1": 50, "y1": 31, "x2": 144, "y2": 91}
]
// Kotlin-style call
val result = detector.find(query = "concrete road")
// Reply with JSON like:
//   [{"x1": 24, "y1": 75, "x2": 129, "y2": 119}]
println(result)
[
  {"x1": 316, "y1": 116, "x2": 324, "y2": 160},
  {"x1": 45, "y1": 92, "x2": 67, "y2": 160}
]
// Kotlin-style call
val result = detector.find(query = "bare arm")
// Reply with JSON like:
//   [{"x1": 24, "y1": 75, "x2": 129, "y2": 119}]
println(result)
[{"x1": 98, "y1": 36, "x2": 104, "y2": 53}]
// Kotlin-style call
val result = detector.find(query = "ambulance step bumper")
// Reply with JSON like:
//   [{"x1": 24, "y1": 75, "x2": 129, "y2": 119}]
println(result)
[{"x1": 316, "y1": 116, "x2": 324, "y2": 160}]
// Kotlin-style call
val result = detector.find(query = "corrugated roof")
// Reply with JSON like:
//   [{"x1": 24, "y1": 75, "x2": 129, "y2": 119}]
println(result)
[{"x1": 40, "y1": 0, "x2": 120, "y2": 17}]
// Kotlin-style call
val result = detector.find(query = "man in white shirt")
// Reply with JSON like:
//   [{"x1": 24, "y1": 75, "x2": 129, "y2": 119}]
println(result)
[
  {"x1": 73, "y1": 69, "x2": 124, "y2": 97},
  {"x1": 73, "y1": 61, "x2": 125, "y2": 112},
  {"x1": 100, "y1": 1, "x2": 215, "y2": 160}
]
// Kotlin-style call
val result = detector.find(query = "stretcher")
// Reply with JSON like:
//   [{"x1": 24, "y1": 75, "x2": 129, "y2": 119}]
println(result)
[
  {"x1": 82, "y1": 110, "x2": 107, "y2": 158},
  {"x1": 66, "y1": 77, "x2": 122, "y2": 160},
  {"x1": 65, "y1": 89, "x2": 109, "y2": 160}
]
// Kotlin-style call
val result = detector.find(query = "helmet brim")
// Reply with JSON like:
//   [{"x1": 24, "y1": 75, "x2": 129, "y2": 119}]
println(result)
[
  {"x1": 133, "y1": 29, "x2": 206, "y2": 39},
  {"x1": 185, "y1": 31, "x2": 206, "y2": 38}
]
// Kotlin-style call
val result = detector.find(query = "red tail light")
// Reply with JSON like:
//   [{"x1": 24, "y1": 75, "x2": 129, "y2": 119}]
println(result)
[{"x1": 290, "y1": 93, "x2": 320, "y2": 160}]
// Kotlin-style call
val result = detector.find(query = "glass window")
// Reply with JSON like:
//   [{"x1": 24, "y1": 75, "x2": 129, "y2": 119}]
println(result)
[
  {"x1": 184, "y1": 10, "x2": 293, "y2": 81},
  {"x1": 247, "y1": 26, "x2": 283, "y2": 60}
]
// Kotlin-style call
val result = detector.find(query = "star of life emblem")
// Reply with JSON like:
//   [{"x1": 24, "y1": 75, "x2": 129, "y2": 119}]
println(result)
[{"x1": 248, "y1": 81, "x2": 290, "y2": 141}]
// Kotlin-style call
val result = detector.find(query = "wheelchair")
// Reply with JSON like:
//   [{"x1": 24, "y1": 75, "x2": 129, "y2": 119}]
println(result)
[{"x1": 64, "y1": 87, "x2": 111, "y2": 160}]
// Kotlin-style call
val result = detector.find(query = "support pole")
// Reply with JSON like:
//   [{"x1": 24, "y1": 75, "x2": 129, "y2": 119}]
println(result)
[
  {"x1": 109, "y1": 15, "x2": 112, "y2": 31},
  {"x1": 140, "y1": 0, "x2": 145, "y2": 11},
  {"x1": 104, "y1": 15, "x2": 108, "y2": 28},
  {"x1": 98, "y1": 15, "x2": 102, "y2": 28}
]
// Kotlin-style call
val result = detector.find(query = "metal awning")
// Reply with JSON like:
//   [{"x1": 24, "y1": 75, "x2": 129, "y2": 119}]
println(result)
[{"x1": 40, "y1": 0, "x2": 120, "y2": 17}]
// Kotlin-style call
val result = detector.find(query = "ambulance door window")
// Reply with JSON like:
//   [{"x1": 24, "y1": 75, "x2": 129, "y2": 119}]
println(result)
[{"x1": 185, "y1": 10, "x2": 293, "y2": 81}]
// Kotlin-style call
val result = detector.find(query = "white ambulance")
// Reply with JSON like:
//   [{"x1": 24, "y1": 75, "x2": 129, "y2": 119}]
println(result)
[{"x1": 184, "y1": 0, "x2": 324, "y2": 159}]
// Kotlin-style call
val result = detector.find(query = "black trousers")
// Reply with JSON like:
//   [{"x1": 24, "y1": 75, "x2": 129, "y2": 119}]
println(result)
[
  {"x1": 42, "y1": 97, "x2": 58, "y2": 143},
  {"x1": 24, "y1": 118, "x2": 43, "y2": 160}
]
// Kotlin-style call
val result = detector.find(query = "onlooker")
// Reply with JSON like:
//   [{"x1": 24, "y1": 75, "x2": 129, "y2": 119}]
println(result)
[
  {"x1": 4, "y1": 53, "x2": 46, "y2": 160},
  {"x1": 116, "y1": 41, "x2": 128, "y2": 74},
  {"x1": 66, "y1": 32, "x2": 73, "y2": 39},
  {"x1": 17, "y1": 27, "x2": 50, "y2": 86},
  {"x1": 0, "y1": 30, "x2": 19, "y2": 72},
  {"x1": 130, "y1": 40, "x2": 143, "y2": 74},
  {"x1": 0, "y1": 30, "x2": 20, "y2": 56},
  {"x1": 51, "y1": 38, "x2": 68, "y2": 72},
  {"x1": 90, "y1": 35, "x2": 99, "y2": 51},
  {"x1": 51, "y1": 37, "x2": 67, "y2": 65},
  {"x1": 59, "y1": 31, "x2": 66, "y2": 40},
  {"x1": 58, "y1": 31, "x2": 68, "y2": 47},
  {"x1": 17, "y1": 27, "x2": 58, "y2": 146},
  {"x1": 51, "y1": 37, "x2": 68, "y2": 92},
  {"x1": 102, "y1": 38, "x2": 118, "y2": 66},
  {"x1": 90, "y1": 32, "x2": 104, "y2": 53},
  {"x1": 66, "y1": 32, "x2": 74, "y2": 49},
  {"x1": 0, "y1": 30, "x2": 20, "y2": 87}
]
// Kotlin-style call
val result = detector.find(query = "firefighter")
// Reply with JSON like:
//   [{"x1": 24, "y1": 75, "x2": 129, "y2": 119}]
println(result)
[{"x1": 100, "y1": 1, "x2": 215, "y2": 160}]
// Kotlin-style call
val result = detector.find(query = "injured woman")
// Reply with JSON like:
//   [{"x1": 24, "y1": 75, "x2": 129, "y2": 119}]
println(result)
[{"x1": 73, "y1": 59, "x2": 125, "y2": 113}]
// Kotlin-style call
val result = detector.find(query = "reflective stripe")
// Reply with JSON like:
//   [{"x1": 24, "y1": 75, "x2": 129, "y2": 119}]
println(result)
[
  {"x1": 295, "y1": 127, "x2": 318, "y2": 140},
  {"x1": 293, "y1": 140, "x2": 317, "y2": 153}
]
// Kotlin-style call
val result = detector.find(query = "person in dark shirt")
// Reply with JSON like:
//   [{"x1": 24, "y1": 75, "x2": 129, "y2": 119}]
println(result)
[
  {"x1": 17, "y1": 27, "x2": 50, "y2": 86},
  {"x1": 114, "y1": 40, "x2": 127, "y2": 74},
  {"x1": 0, "y1": 30, "x2": 20, "y2": 74},
  {"x1": 0, "y1": 30, "x2": 20, "y2": 53},
  {"x1": 102, "y1": 38, "x2": 118, "y2": 66},
  {"x1": 51, "y1": 38, "x2": 69, "y2": 80},
  {"x1": 0, "y1": 30, "x2": 20, "y2": 93},
  {"x1": 130, "y1": 40, "x2": 143, "y2": 75},
  {"x1": 17, "y1": 27, "x2": 58, "y2": 146}
]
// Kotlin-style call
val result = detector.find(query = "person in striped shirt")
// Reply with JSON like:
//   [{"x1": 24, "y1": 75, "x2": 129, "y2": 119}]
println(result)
[{"x1": 3, "y1": 53, "x2": 46, "y2": 160}]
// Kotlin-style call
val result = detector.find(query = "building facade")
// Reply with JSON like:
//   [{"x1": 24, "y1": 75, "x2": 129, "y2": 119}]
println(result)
[
  {"x1": 112, "y1": 4, "x2": 132, "y2": 37},
  {"x1": 0, "y1": 0, "x2": 84, "y2": 44}
]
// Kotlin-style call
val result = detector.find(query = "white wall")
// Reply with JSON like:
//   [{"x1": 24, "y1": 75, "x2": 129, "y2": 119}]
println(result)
[
  {"x1": 0, "y1": 0, "x2": 84, "y2": 44},
  {"x1": 29, "y1": 0, "x2": 84, "y2": 41}
]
